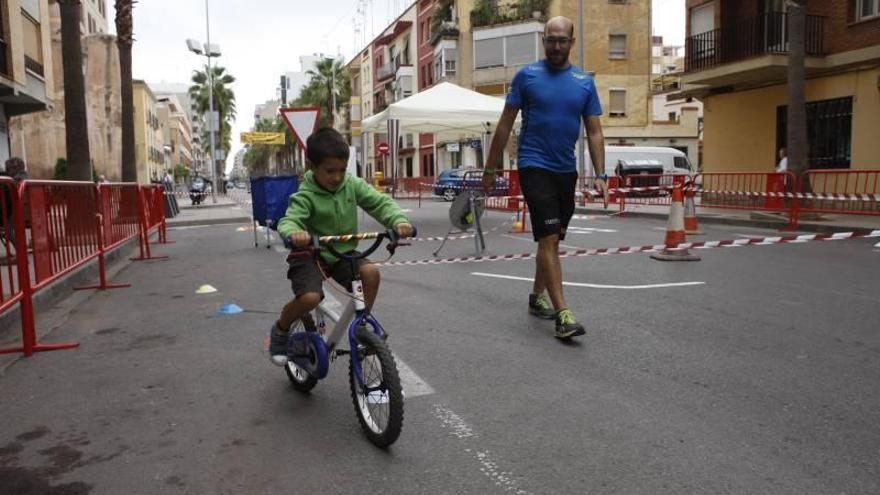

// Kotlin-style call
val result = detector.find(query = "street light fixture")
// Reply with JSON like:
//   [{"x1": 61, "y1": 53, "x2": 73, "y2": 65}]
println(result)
[{"x1": 186, "y1": 0, "x2": 221, "y2": 203}]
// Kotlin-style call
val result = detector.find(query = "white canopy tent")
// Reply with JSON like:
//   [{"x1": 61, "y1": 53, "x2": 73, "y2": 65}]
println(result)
[
  {"x1": 361, "y1": 82, "x2": 517, "y2": 138},
  {"x1": 361, "y1": 82, "x2": 519, "y2": 177}
]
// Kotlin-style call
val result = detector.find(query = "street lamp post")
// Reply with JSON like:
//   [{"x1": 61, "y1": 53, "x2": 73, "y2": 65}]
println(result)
[
  {"x1": 577, "y1": 0, "x2": 586, "y2": 179},
  {"x1": 186, "y1": 0, "x2": 221, "y2": 203}
]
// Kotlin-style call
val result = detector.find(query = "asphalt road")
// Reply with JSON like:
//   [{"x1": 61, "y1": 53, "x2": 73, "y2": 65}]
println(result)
[{"x1": 1, "y1": 199, "x2": 878, "y2": 494}]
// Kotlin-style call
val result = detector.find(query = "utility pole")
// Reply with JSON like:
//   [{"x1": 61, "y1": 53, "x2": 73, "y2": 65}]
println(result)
[
  {"x1": 577, "y1": 0, "x2": 586, "y2": 178},
  {"x1": 205, "y1": 0, "x2": 218, "y2": 202}
]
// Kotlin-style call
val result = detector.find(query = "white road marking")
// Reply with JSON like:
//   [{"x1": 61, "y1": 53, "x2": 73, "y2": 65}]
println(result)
[
  {"x1": 501, "y1": 234, "x2": 580, "y2": 250},
  {"x1": 874, "y1": 241, "x2": 880, "y2": 249},
  {"x1": 431, "y1": 404, "x2": 531, "y2": 494},
  {"x1": 566, "y1": 226, "x2": 618, "y2": 234},
  {"x1": 471, "y1": 272, "x2": 706, "y2": 290},
  {"x1": 395, "y1": 357, "x2": 435, "y2": 398}
]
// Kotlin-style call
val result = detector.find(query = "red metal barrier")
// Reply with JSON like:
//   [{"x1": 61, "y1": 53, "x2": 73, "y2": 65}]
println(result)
[
  {"x1": 74, "y1": 183, "x2": 140, "y2": 291},
  {"x1": 0, "y1": 177, "x2": 23, "y2": 318},
  {"x1": 483, "y1": 169, "x2": 523, "y2": 212},
  {"x1": 390, "y1": 177, "x2": 428, "y2": 202},
  {"x1": 581, "y1": 174, "x2": 687, "y2": 216},
  {"x1": 798, "y1": 169, "x2": 880, "y2": 217},
  {"x1": 131, "y1": 186, "x2": 169, "y2": 261},
  {"x1": 697, "y1": 172, "x2": 797, "y2": 227},
  {"x1": 0, "y1": 180, "x2": 83, "y2": 357}
]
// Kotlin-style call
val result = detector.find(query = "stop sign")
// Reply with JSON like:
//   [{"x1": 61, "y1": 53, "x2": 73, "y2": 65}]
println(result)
[{"x1": 378, "y1": 142, "x2": 389, "y2": 155}]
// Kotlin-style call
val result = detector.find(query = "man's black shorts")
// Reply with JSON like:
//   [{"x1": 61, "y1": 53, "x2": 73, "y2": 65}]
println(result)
[
  {"x1": 287, "y1": 252, "x2": 366, "y2": 296},
  {"x1": 519, "y1": 167, "x2": 578, "y2": 241}
]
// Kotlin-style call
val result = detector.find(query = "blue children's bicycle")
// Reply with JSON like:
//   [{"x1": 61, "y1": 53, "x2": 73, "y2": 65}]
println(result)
[{"x1": 284, "y1": 229, "x2": 414, "y2": 448}]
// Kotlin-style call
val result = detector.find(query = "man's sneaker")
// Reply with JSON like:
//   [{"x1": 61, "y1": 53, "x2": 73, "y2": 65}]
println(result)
[
  {"x1": 268, "y1": 323, "x2": 289, "y2": 366},
  {"x1": 555, "y1": 309, "x2": 586, "y2": 339},
  {"x1": 528, "y1": 293, "x2": 555, "y2": 319}
]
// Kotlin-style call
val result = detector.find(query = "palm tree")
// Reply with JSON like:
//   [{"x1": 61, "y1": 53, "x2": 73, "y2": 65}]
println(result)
[
  {"x1": 57, "y1": 0, "x2": 92, "y2": 180},
  {"x1": 301, "y1": 57, "x2": 350, "y2": 128},
  {"x1": 115, "y1": 0, "x2": 137, "y2": 182},
  {"x1": 786, "y1": 0, "x2": 809, "y2": 190},
  {"x1": 189, "y1": 66, "x2": 236, "y2": 182}
]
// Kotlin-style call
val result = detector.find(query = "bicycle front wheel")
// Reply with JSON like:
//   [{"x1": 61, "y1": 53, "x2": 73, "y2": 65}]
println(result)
[{"x1": 349, "y1": 329, "x2": 404, "y2": 448}]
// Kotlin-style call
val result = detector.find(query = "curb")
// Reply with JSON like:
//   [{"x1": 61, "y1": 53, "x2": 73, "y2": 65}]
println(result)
[
  {"x1": 574, "y1": 206, "x2": 878, "y2": 235},
  {"x1": 166, "y1": 217, "x2": 251, "y2": 228}
]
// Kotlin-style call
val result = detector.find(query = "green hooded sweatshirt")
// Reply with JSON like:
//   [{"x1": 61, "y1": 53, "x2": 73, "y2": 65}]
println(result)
[{"x1": 277, "y1": 171, "x2": 410, "y2": 263}]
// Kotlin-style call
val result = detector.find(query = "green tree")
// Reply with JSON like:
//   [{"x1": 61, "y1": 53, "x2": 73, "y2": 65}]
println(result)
[
  {"x1": 115, "y1": 0, "x2": 137, "y2": 182},
  {"x1": 296, "y1": 57, "x2": 350, "y2": 128},
  {"x1": 189, "y1": 66, "x2": 237, "y2": 182},
  {"x1": 57, "y1": 0, "x2": 92, "y2": 181}
]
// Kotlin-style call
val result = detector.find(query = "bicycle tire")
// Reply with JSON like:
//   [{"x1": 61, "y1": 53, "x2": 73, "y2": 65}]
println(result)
[
  {"x1": 348, "y1": 329, "x2": 404, "y2": 448},
  {"x1": 285, "y1": 314, "x2": 320, "y2": 393}
]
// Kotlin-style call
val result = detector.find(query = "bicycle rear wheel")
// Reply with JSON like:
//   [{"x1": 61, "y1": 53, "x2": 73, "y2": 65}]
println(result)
[{"x1": 349, "y1": 328, "x2": 403, "y2": 448}]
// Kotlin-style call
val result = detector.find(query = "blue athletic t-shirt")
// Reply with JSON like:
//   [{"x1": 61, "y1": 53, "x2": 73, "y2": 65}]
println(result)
[{"x1": 505, "y1": 60, "x2": 603, "y2": 173}]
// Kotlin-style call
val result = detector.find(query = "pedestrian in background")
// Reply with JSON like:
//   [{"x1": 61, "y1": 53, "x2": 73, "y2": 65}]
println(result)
[
  {"x1": 776, "y1": 148, "x2": 788, "y2": 173},
  {"x1": 1, "y1": 157, "x2": 29, "y2": 261}
]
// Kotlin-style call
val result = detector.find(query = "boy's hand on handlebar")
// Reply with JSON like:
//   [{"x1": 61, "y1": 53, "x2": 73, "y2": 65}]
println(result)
[
  {"x1": 395, "y1": 222, "x2": 414, "y2": 238},
  {"x1": 290, "y1": 231, "x2": 310, "y2": 247}
]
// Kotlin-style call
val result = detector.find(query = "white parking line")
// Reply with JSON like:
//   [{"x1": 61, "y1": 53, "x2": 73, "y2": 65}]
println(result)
[
  {"x1": 471, "y1": 272, "x2": 706, "y2": 290},
  {"x1": 396, "y1": 357, "x2": 435, "y2": 398}
]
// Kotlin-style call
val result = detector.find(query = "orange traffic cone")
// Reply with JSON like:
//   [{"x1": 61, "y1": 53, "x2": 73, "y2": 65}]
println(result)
[
  {"x1": 509, "y1": 204, "x2": 532, "y2": 234},
  {"x1": 651, "y1": 185, "x2": 701, "y2": 262},
  {"x1": 683, "y1": 187, "x2": 703, "y2": 235}
]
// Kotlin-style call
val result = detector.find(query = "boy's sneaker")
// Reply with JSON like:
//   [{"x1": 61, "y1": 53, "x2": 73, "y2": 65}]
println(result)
[
  {"x1": 528, "y1": 293, "x2": 555, "y2": 319},
  {"x1": 268, "y1": 323, "x2": 289, "y2": 366},
  {"x1": 555, "y1": 309, "x2": 586, "y2": 339}
]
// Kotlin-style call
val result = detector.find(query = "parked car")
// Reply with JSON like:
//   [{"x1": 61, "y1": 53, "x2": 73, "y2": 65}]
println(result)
[
  {"x1": 433, "y1": 168, "x2": 510, "y2": 201},
  {"x1": 189, "y1": 177, "x2": 211, "y2": 205}
]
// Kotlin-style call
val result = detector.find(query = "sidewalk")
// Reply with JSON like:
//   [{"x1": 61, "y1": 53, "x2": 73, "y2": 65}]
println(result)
[
  {"x1": 576, "y1": 202, "x2": 880, "y2": 233},
  {"x1": 167, "y1": 196, "x2": 252, "y2": 227}
]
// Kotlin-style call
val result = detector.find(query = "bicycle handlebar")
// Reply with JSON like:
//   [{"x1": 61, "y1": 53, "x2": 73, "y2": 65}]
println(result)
[{"x1": 287, "y1": 227, "x2": 418, "y2": 261}]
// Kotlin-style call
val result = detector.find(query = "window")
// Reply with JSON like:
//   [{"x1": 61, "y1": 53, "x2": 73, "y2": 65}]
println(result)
[
  {"x1": 506, "y1": 33, "x2": 536, "y2": 66},
  {"x1": 777, "y1": 97, "x2": 853, "y2": 169},
  {"x1": 425, "y1": 17, "x2": 431, "y2": 42},
  {"x1": 609, "y1": 34, "x2": 627, "y2": 59},
  {"x1": 445, "y1": 49, "x2": 457, "y2": 73},
  {"x1": 21, "y1": 10, "x2": 43, "y2": 72},
  {"x1": 475, "y1": 37, "x2": 504, "y2": 69},
  {"x1": 673, "y1": 156, "x2": 692, "y2": 171},
  {"x1": 609, "y1": 89, "x2": 626, "y2": 116},
  {"x1": 856, "y1": 0, "x2": 880, "y2": 20},
  {"x1": 668, "y1": 111, "x2": 677, "y2": 121}
]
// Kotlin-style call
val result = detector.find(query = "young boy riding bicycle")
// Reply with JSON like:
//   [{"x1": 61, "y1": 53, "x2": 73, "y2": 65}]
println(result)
[{"x1": 268, "y1": 128, "x2": 413, "y2": 366}]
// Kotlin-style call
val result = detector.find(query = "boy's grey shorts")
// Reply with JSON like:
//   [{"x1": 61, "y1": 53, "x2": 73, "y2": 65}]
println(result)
[{"x1": 287, "y1": 252, "x2": 366, "y2": 296}]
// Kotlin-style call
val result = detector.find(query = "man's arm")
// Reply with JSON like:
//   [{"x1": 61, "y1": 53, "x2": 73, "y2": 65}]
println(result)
[
  {"x1": 585, "y1": 115, "x2": 609, "y2": 203},
  {"x1": 585, "y1": 115, "x2": 605, "y2": 176},
  {"x1": 483, "y1": 104, "x2": 519, "y2": 189}
]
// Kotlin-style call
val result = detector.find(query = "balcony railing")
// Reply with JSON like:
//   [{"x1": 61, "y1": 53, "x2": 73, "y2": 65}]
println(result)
[
  {"x1": 686, "y1": 12, "x2": 824, "y2": 72},
  {"x1": 377, "y1": 64, "x2": 394, "y2": 82}
]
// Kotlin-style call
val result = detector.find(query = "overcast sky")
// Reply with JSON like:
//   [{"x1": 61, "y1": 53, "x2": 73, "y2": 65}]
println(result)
[{"x1": 115, "y1": 0, "x2": 685, "y2": 172}]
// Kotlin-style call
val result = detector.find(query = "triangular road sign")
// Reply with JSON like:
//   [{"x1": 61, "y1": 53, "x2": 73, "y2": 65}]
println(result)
[{"x1": 280, "y1": 107, "x2": 320, "y2": 149}]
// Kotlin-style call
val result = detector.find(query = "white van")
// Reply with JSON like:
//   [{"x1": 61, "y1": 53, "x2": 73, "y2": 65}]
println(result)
[{"x1": 586, "y1": 146, "x2": 695, "y2": 178}]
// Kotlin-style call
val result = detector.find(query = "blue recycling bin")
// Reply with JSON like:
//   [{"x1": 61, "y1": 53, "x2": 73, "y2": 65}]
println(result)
[{"x1": 250, "y1": 176, "x2": 298, "y2": 248}]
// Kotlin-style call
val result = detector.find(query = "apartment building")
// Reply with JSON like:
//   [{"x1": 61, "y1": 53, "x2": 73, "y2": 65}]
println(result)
[{"x1": 133, "y1": 80, "x2": 165, "y2": 183}]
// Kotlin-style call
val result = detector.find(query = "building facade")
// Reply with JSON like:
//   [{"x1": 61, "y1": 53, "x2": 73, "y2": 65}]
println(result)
[
  {"x1": 9, "y1": 3, "x2": 122, "y2": 180},
  {"x1": 157, "y1": 94, "x2": 193, "y2": 178},
  {"x1": 133, "y1": 80, "x2": 165, "y2": 183},
  {"x1": 82, "y1": 0, "x2": 109, "y2": 35},
  {"x1": 682, "y1": 0, "x2": 880, "y2": 172},
  {"x1": 1, "y1": 0, "x2": 56, "y2": 170},
  {"x1": 346, "y1": 0, "x2": 706, "y2": 177}
]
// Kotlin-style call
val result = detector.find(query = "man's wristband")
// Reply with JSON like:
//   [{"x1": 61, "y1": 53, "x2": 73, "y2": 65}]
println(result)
[{"x1": 595, "y1": 174, "x2": 608, "y2": 181}]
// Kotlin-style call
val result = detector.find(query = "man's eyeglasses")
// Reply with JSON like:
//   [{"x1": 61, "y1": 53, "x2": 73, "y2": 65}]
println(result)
[{"x1": 543, "y1": 36, "x2": 573, "y2": 47}]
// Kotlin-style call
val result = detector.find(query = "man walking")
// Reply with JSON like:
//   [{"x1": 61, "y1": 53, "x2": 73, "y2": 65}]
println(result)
[{"x1": 483, "y1": 16, "x2": 608, "y2": 339}]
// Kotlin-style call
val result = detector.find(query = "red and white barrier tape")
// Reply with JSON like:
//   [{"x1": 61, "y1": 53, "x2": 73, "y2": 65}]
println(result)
[
  {"x1": 376, "y1": 230, "x2": 880, "y2": 267},
  {"x1": 698, "y1": 189, "x2": 880, "y2": 202}
]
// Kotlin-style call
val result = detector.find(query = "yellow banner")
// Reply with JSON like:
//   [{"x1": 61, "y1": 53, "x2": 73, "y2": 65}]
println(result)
[{"x1": 240, "y1": 132, "x2": 285, "y2": 145}]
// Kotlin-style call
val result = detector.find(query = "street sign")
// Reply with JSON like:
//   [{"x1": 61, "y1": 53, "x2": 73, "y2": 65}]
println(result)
[
  {"x1": 378, "y1": 142, "x2": 390, "y2": 155},
  {"x1": 279, "y1": 107, "x2": 320, "y2": 149},
  {"x1": 240, "y1": 132, "x2": 285, "y2": 145},
  {"x1": 446, "y1": 142, "x2": 460, "y2": 152}
]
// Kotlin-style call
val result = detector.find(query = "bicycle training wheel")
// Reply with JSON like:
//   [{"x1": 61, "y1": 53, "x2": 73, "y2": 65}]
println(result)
[
  {"x1": 349, "y1": 328, "x2": 404, "y2": 447},
  {"x1": 285, "y1": 315, "x2": 319, "y2": 393}
]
